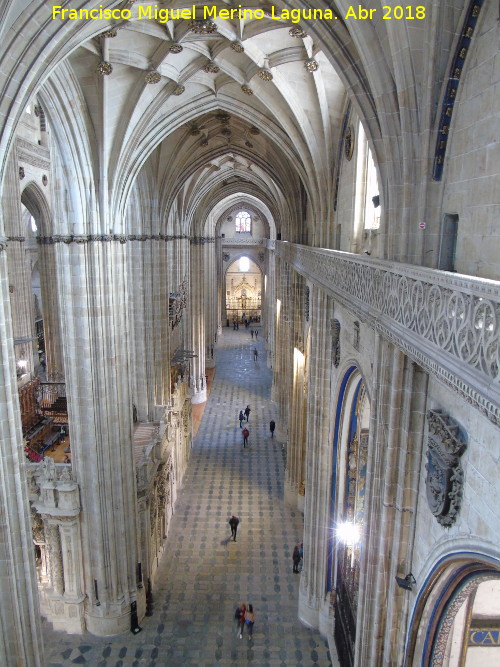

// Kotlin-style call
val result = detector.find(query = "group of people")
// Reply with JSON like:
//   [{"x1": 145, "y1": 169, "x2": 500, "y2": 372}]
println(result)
[
  {"x1": 234, "y1": 603, "x2": 256, "y2": 640},
  {"x1": 250, "y1": 329, "x2": 259, "y2": 339},
  {"x1": 237, "y1": 407, "x2": 277, "y2": 448}
]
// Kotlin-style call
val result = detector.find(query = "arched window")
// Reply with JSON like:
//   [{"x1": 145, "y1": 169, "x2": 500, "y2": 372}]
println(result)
[
  {"x1": 235, "y1": 210, "x2": 251, "y2": 233},
  {"x1": 355, "y1": 123, "x2": 380, "y2": 231}
]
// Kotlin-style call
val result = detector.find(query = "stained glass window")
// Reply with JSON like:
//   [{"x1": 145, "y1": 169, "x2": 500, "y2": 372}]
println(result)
[{"x1": 235, "y1": 211, "x2": 251, "y2": 233}]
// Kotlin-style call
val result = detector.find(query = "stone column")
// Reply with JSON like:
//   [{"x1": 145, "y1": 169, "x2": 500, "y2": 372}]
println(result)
[
  {"x1": 0, "y1": 241, "x2": 44, "y2": 666},
  {"x1": 45, "y1": 522, "x2": 64, "y2": 596},
  {"x1": 299, "y1": 287, "x2": 333, "y2": 630},
  {"x1": 203, "y1": 239, "x2": 216, "y2": 369},
  {"x1": 264, "y1": 247, "x2": 275, "y2": 368},
  {"x1": 57, "y1": 238, "x2": 142, "y2": 635},
  {"x1": 283, "y1": 270, "x2": 306, "y2": 508},
  {"x1": 355, "y1": 341, "x2": 428, "y2": 666},
  {"x1": 215, "y1": 236, "x2": 223, "y2": 335},
  {"x1": 153, "y1": 238, "x2": 170, "y2": 409},
  {"x1": 38, "y1": 240, "x2": 65, "y2": 379},
  {"x1": 272, "y1": 257, "x2": 293, "y2": 434},
  {"x1": 3, "y1": 156, "x2": 38, "y2": 376},
  {"x1": 189, "y1": 239, "x2": 206, "y2": 404},
  {"x1": 128, "y1": 237, "x2": 170, "y2": 419}
]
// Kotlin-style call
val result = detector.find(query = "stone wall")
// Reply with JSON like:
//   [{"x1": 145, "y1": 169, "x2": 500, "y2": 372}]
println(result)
[{"x1": 441, "y1": 0, "x2": 499, "y2": 280}]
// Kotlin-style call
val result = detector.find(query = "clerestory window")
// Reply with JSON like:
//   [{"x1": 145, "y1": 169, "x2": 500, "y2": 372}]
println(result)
[{"x1": 235, "y1": 210, "x2": 251, "y2": 233}]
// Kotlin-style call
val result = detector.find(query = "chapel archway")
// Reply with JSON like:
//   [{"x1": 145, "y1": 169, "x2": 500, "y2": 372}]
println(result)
[
  {"x1": 225, "y1": 256, "x2": 262, "y2": 324},
  {"x1": 407, "y1": 557, "x2": 500, "y2": 667},
  {"x1": 328, "y1": 364, "x2": 371, "y2": 667}
]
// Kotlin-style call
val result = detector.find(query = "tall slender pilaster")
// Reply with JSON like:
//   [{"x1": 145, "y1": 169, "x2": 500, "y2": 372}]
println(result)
[
  {"x1": 203, "y1": 239, "x2": 217, "y2": 368},
  {"x1": 299, "y1": 287, "x2": 333, "y2": 629},
  {"x1": 4, "y1": 155, "x2": 38, "y2": 375},
  {"x1": 189, "y1": 239, "x2": 206, "y2": 404},
  {"x1": 0, "y1": 243, "x2": 44, "y2": 666},
  {"x1": 355, "y1": 341, "x2": 428, "y2": 666},
  {"x1": 58, "y1": 239, "x2": 142, "y2": 635},
  {"x1": 38, "y1": 240, "x2": 65, "y2": 379},
  {"x1": 264, "y1": 248, "x2": 275, "y2": 368}
]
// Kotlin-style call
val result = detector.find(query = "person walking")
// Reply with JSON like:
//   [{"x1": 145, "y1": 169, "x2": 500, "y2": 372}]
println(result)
[
  {"x1": 255, "y1": 329, "x2": 258, "y2": 339},
  {"x1": 293, "y1": 545, "x2": 301, "y2": 573},
  {"x1": 242, "y1": 427, "x2": 249, "y2": 447},
  {"x1": 239, "y1": 410, "x2": 245, "y2": 428},
  {"x1": 251, "y1": 329, "x2": 254, "y2": 338},
  {"x1": 244, "y1": 405, "x2": 251, "y2": 421},
  {"x1": 253, "y1": 348, "x2": 258, "y2": 362},
  {"x1": 229, "y1": 515, "x2": 240, "y2": 541},
  {"x1": 234, "y1": 603, "x2": 246, "y2": 638},
  {"x1": 245, "y1": 603, "x2": 255, "y2": 640},
  {"x1": 269, "y1": 419, "x2": 276, "y2": 438}
]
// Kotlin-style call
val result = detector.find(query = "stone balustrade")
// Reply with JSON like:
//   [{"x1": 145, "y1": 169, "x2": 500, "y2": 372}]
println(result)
[
  {"x1": 270, "y1": 241, "x2": 500, "y2": 425},
  {"x1": 221, "y1": 237, "x2": 265, "y2": 245}
]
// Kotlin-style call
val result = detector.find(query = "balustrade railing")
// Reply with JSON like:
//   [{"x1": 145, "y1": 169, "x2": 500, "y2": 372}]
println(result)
[{"x1": 271, "y1": 241, "x2": 500, "y2": 425}]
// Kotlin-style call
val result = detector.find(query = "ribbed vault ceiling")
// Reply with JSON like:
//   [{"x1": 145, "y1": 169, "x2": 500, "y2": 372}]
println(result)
[{"x1": 52, "y1": 2, "x2": 347, "y2": 237}]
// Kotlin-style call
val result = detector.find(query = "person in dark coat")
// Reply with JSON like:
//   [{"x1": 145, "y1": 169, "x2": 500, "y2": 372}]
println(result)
[
  {"x1": 269, "y1": 420, "x2": 276, "y2": 437},
  {"x1": 229, "y1": 515, "x2": 240, "y2": 541},
  {"x1": 293, "y1": 545, "x2": 301, "y2": 573},
  {"x1": 239, "y1": 410, "x2": 245, "y2": 428},
  {"x1": 244, "y1": 405, "x2": 251, "y2": 421}
]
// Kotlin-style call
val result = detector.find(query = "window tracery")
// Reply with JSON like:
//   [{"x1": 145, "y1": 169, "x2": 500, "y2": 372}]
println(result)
[{"x1": 235, "y1": 210, "x2": 251, "y2": 233}]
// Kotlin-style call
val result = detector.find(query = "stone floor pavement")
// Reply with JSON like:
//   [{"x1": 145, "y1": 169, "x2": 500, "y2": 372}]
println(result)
[{"x1": 43, "y1": 328, "x2": 333, "y2": 666}]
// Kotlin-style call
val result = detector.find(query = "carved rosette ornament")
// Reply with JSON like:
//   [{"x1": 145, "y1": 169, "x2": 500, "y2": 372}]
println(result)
[
  {"x1": 425, "y1": 410, "x2": 467, "y2": 527},
  {"x1": 217, "y1": 112, "x2": 230, "y2": 125},
  {"x1": 97, "y1": 61, "x2": 113, "y2": 75},
  {"x1": 241, "y1": 85, "x2": 253, "y2": 96},
  {"x1": 304, "y1": 59, "x2": 319, "y2": 73},
  {"x1": 145, "y1": 70, "x2": 161, "y2": 84},
  {"x1": 231, "y1": 42, "x2": 244, "y2": 53},
  {"x1": 190, "y1": 19, "x2": 217, "y2": 34},
  {"x1": 289, "y1": 27, "x2": 307, "y2": 38},
  {"x1": 19, "y1": 166, "x2": 25, "y2": 179},
  {"x1": 169, "y1": 44, "x2": 183, "y2": 54},
  {"x1": 173, "y1": 85, "x2": 185, "y2": 96},
  {"x1": 100, "y1": 29, "x2": 117, "y2": 38},
  {"x1": 258, "y1": 69, "x2": 273, "y2": 81},
  {"x1": 203, "y1": 62, "x2": 220, "y2": 73}
]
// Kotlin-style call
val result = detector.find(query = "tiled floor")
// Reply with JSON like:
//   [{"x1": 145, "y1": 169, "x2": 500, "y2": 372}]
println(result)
[{"x1": 43, "y1": 328, "x2": 333, "y2": 666}]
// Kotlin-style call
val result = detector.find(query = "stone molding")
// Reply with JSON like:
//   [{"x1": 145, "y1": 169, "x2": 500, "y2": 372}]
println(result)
[
  {"x1": 16, "y1": 137, "x2": 50, "y2": 170},
  {"x1": 271, "y1": 241, "x2": 500, "y2": 425},
  {"x1": 431, "y1": 574, "x2": 491, "y2": 667},
  {"x1": 190, "y1": 236, "x2": 215, "y2": 244},
  {"x1": 35, "y1": 234, "x2": 189, "y2": 244}
]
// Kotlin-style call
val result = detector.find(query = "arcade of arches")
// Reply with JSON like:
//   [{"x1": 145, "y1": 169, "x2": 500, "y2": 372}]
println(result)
[{"x1": 0, "y1": 1, "x2": 499, "y2": 665}]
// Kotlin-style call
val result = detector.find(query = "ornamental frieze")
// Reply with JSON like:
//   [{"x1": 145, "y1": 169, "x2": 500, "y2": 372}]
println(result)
[
  {"x1": 16, "y1": 137, "x2": 51, "y2": 170},
  {"x1": 36, "y1": 234, "x2": 189, "y2": 245},
  {"x1": 425, "y1": 410, "x2": 467, "y2": 527},
  {"x1": 271, "y1": 241, "x2": 500, "y2": 426},
  {"x1": 221, "y1": 237, "x2": 265, "y2": 245}
]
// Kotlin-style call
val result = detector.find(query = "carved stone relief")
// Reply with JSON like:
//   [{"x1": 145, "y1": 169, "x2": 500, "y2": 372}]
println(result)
[
  {"x1": 425, "y1": 410, "x2": 467, "y2": 527},
  {"x1": 331, "y1": 319, "x2": 341, "y2": 367}
]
